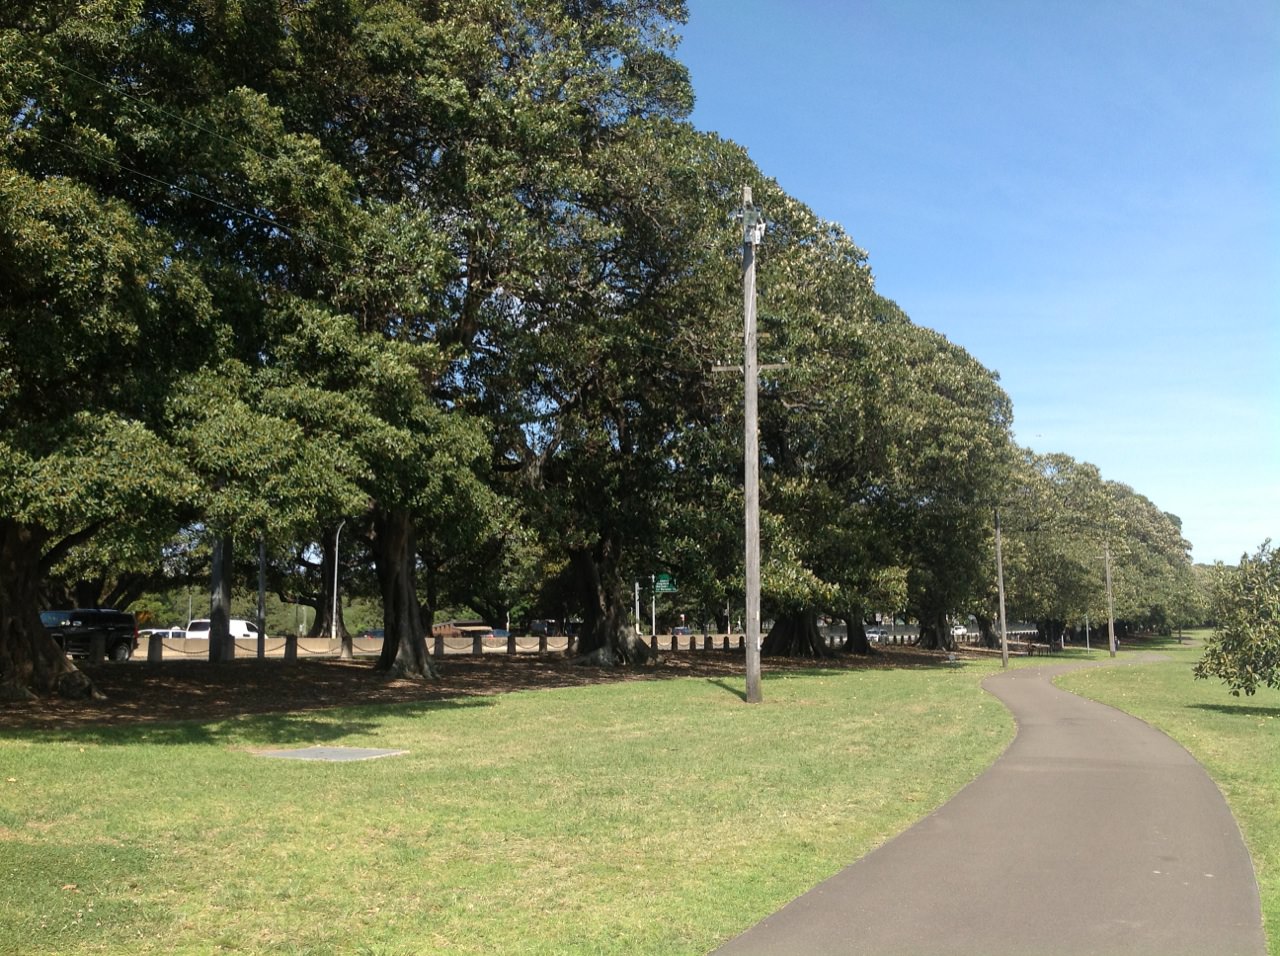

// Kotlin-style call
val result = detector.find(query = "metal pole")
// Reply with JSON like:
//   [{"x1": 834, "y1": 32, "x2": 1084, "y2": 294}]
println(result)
[
  {"x1": 742, "y1": 185, "x2": 763, "y2": 704},
  {"x1": 332, "y1": 519, "x2": 346, "y2": 642},
  {"x1": 634, "y1": 580, "x2": 641, "y2": 634},
  {"x1": 994, "y1": 509, "x2": 1009, "y2": 668},
  {"x1": 651, "y1": 574, "x2": 656, "y2": 641},
  {"x1": 1105, "y1": 542, "x2": 1117, "y2": 658}
]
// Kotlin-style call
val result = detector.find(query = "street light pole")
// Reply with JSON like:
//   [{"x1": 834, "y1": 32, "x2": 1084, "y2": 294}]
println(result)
[
  {"x1": 332, "y1": 519, "x2": 346, "y2": 642},
  {"x1": 741, "y1": 185, "x2": 765, "y2": 704}
]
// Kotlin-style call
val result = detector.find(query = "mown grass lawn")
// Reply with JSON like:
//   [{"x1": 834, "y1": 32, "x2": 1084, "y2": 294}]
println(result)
[
  {"x1": 1, "y1": 658, "x2": 1017, "y2": 955},
  {"x1": 1057, "y1": 633, "x2": 1280, "y2": 955}
]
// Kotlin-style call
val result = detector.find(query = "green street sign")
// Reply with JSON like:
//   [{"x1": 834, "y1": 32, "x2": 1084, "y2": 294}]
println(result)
[{"x1": 654, "y1": 573, "x2": 677, "y2": 594}]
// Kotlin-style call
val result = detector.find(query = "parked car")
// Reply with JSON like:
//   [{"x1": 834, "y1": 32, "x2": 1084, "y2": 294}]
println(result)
[
  {"x1": 950, "y1": 623, "x2": 969, "y2": 640},
  {"x1": 41, "y1": 609, "x2": 138, "y2": 661},
  {"x1": 140, "y1": 626, "x2": 186, "y2": 641},
  {"x1": 357, "y1": 628, "x2": 385, "y2": 640},
  {"x1": 865, "y1": 626, "x2": 889, "y2": 644},
  {"x1": 185, "y1": 618, "x2": 261, "y2": 640}
]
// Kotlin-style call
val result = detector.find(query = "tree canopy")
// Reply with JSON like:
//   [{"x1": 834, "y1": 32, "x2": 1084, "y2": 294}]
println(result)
[
  {"x1": 1, "y1": 0, "x2": 1204, "y2": 698},
  {"x1": 1195, "y1": 542, "x2": 1280, "y2": 696}
]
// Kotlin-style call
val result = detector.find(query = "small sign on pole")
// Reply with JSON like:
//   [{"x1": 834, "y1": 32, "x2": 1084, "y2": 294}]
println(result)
[{"x1": 655, "y1": 573, "x2": 678, "y2": 594}]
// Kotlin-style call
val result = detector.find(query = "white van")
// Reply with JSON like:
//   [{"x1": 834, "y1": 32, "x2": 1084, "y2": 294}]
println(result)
[{"x1": 185, "y1": 618, "x2": 261, "y2": 640}]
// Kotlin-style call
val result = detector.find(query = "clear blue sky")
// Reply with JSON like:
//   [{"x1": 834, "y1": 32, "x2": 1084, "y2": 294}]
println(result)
[{"x1": 676, "y1": 0, "x2": 1279, "y2": 565}]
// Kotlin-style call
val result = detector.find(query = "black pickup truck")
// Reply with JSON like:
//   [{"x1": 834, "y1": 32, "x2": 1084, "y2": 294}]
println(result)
[{"x1": 40, "y1": 609, "x2": 138, "y2": 661}]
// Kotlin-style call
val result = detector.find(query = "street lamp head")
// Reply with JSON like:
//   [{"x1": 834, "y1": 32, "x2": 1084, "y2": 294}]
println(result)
[{"x1": 735, "y1": 185, "x2": 766, "y2": 246}]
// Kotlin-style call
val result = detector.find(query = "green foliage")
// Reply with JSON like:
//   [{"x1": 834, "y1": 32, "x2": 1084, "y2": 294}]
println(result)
[
  {"x1": 996, "y1": 450, "x2": 1194, "y2": 636},
  {"x1": 0, "y1": 0, "x2": 1205, "y2": 684},
  {"x1": 751, "y1": 262, "x2": 1014, "y2": 635},
  {"x1": 473, "y1": 120, "x2": 755, "y2": 648},
  {"x1": 1196, "y1": 542, "x2": 1280, "y2": 696}
]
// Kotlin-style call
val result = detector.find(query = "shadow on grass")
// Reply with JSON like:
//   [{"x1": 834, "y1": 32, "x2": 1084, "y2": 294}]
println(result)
[
  {"x1": 1189, "y1": 702, "x2": 1280, "y2": 719},
  {"x1": 1, "y1": 646, "x2": 984, "y2": 738},
  {"x1": 707, "y1": 678, "x2": 747, "y2": 701},
  {"x1": 0, "y1": 696, "x2": 496, "y2": 747}
]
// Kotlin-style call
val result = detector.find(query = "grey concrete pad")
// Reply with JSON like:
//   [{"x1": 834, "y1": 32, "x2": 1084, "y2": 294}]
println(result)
[
  {"x1": 714, "y1": 661, "x2": 1267, "y2": 956},
  {"x1": 254, "y1": 746, "x2": 407, "y2": 762}
]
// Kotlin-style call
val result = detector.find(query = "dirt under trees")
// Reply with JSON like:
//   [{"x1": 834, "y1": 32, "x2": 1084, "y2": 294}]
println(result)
[{"x1": 0, "y1": 647, "x2": 959, "y2": 731}]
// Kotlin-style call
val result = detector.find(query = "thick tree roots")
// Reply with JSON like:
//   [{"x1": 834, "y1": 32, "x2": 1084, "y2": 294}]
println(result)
[
  {"x1": 761, "y1": 611, "x2": 835, "y2": 658},
  {"x1": 574, "y1": 635, "x2": 662, "y2": 667}
]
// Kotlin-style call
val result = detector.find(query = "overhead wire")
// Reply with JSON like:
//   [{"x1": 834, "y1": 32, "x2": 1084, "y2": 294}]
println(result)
[
  {"x1": 51, "y1": 57, "x2": 281, "y2": 168},
  {"x1": 34, "y1": 56, "x2": 368, "y2": 263},
  {"x1": 27, "y1": 128, "x2": 320, "y2": 249}
]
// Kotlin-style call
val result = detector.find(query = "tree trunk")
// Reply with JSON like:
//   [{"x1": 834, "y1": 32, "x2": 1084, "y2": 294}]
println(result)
[
  {"x1": 0, "y1": 519, "x2": 98, "y2": 700},
  {"x1": 915, "y1": 606, "x2": 954, "y2": 651},
  {"x1": 570, "y1": 544, "x2": 656, "y2": 666},
  {"x1": 841, "y1": 611, "x2": 872, "y2": 656},
  {"x1": 372, "y1": 507, "x2": 435, "y2": 679},
  {"x1": 209, "y1": 533, "x2": 234, "y2": 662},
  {"x1": 762, "y1": 609, "x2": 834, "y2": 658},
  {"x1": 974, "y1": 612, "x2": 998, "y2": 649}
]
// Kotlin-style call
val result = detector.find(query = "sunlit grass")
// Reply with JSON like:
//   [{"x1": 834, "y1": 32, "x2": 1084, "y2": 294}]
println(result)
[
  {"x1": 1, "y1": 660, "x2": 1014, "y2": 955},
  {"x1": 1057, "y1": 631, "x2": 1280, "y2": 955}
]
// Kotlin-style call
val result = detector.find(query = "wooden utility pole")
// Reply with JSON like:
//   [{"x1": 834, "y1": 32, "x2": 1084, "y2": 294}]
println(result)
[
  {"x1": 1105, "y1": 542, "x2": 1117, "y2": 658},
  {"x1": 994, "y1": 509, "x2": 1009, "y2": 668},
  {"x1": 741, "y1": 185, "x2": 764, "y2": 704}
]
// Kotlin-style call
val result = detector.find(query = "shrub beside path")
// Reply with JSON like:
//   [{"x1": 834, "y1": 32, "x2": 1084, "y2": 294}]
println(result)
[{"x1": 714, "y1": 659, "x2": 1267, "y2": 956}]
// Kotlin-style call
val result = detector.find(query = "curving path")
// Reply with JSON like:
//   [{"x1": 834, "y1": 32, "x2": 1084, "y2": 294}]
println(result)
[{"x1": 713, "y1": 661, "x2": 1266, "y2": 956}]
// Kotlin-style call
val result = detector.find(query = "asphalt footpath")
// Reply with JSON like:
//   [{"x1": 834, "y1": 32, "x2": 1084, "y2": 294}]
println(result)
[{"x1": 713, "y1": 660, "x2": 1267, "y2": 956}]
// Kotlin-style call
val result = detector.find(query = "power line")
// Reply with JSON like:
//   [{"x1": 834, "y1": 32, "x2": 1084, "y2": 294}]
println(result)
[
  {"x1": 50, "y1": 57, "x2": 280, "y2": 168},
  {"x1": 27, "y1": 128, "x2": 319, "y2": 248},
  {"x1": 28, "y1": 58, "x2": 365, "y2": 261}
]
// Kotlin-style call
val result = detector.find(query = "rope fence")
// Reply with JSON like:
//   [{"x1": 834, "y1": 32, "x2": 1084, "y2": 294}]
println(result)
[
  {"x1": 138, "y1": 631, "x2": 752, "y2": 662},
  {"x1": 137, "y1": 626, "x2": 1067, "y2": 663}
]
